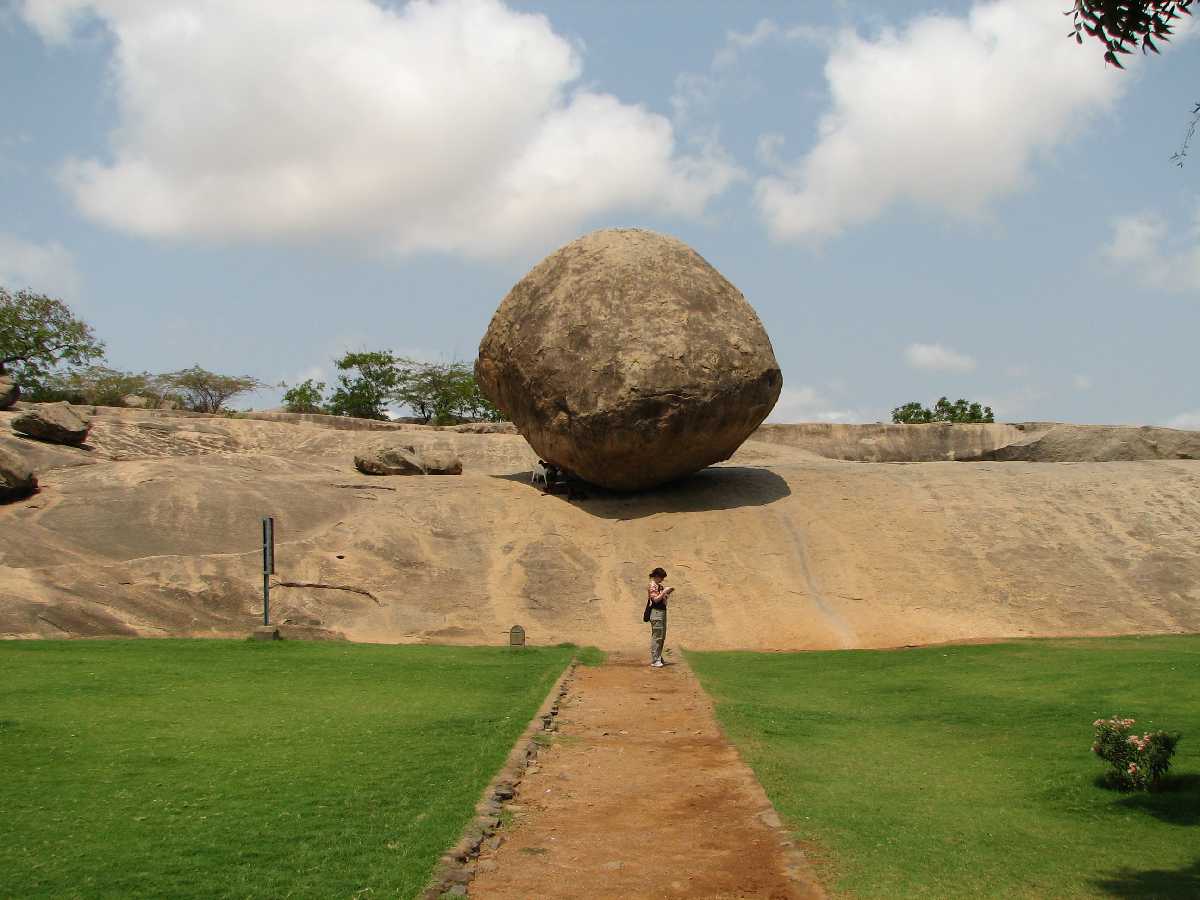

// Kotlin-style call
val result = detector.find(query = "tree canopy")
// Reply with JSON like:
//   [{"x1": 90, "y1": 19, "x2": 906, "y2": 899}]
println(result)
[
  {"x1": 325, "y1": 351, "x2": 403, "y2": 420},
  {"x1": 159, "y1": 366, "x2": 264, "y2": 413},
  {"x1": 281, "y1": 378, "x2": 326, "y2": 414},
  {"x1": 892, "y1": 397, "x2": 995, "y2": 424},
  {"x1": 0, "y1": 287, "x2": 104, "y2": 382},
  {"x1": 27, "y1": 365, "x2": 162, "y2": 407},
  {"x1": 323, "y1": 351, "x2": 503, "y2": 423},
  {"x1": 1069, "y1": 1, "x2": 1193, "y2": 67}
]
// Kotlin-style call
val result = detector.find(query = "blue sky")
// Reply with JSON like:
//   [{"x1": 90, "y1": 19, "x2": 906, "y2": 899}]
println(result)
[{"x1": 1, "y1": 0, "x2": 1198, "y2": 426}]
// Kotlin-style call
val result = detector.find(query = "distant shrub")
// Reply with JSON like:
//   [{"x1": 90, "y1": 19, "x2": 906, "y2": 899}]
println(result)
[
  {"x1": 158, "y1": 366, "x2": 264, "y2": 413},
  {"x1": 892, "y1": 396, "x2": 994, "y2": 424},
  {"x1": 1092, "y1": 716, "x2": 1180, "y2": 790},
  {"x1": 281, "y1": 378, "x2": 325, "y2": 414}
]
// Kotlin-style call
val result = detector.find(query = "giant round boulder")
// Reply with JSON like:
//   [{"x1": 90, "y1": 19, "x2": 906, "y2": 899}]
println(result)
[{"x1": 476, "y1": 228, "x2": 782, "y2": 491}]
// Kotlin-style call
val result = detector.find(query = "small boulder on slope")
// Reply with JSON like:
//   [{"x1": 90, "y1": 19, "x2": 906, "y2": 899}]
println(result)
[
  {"x1": 0, "y1": 445, "x2": 36, "y2": 502},
  {"x1": 354, "y1": 445, "x2": 463, "y2": 476},
  {"x1": 0, "y1": 376, "x2": 17, "y2": 410},
  {"x1": 12, "y1": 402, "x2": 91, "y2": 446}
]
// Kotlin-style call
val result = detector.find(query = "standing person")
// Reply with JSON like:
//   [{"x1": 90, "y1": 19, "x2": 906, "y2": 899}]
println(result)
[{"x1": 646, "y1": 566, "x2": 673, "y2": 668}]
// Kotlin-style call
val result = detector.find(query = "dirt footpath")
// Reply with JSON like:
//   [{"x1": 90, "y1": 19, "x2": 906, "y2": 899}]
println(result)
[{"x1": 469, "y1": 652, "x2": 823, "y2": 899}]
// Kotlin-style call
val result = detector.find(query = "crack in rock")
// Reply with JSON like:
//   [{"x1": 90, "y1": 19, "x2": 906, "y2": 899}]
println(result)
[{"x1": 272, "y1": 581, "x2": 381, "y2": 604}]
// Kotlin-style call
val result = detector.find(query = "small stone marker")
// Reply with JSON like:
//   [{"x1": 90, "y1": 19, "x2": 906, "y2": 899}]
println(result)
[
  {"x1": 253, "y1": 625, "x2": 281, "y2": 641},
  {"x1": 509, "y1": 624, "x2": 525, "y2": 648}
]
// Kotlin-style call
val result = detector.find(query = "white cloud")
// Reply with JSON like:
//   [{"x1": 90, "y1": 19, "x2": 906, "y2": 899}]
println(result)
[
  {"x1": 21, "y1": 0, "x2": 739, "y2": 258},
  {"x1": 1072, "y1": 374, "x2": 1093, "y2": 390},
  {"x1": 1103, "y1": 209, "x2": 1200, "y2": 292},
  {"x1": 1004, "y1": 363, "x2": 1030, "y2": 378},
  {"x1": 755, "y1": 0, "x2": 1129, "y2": 241},
  {"x1": 0, "y1": 233, "x2": 81, "y2": 299},
  {"x1": 904, "y1": 342, "x2": 976, "y2": 373},
  {"x1": 1166, "y1": 410, "x2": 1200, "y2": 430},
  {"x1": 766, "y1": 384, "x2": 869, "y2": 423},
  {"x1": 672, "y1": 17, "x2": 827, "y2": 125}
]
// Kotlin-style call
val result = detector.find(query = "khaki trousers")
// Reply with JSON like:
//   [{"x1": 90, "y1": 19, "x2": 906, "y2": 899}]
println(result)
[{"x1": 649, "y1": 609, "x2": 667, "y2": 663}]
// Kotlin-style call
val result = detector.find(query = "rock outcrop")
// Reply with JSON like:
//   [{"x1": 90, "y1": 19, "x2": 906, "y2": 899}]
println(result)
[
  {"x1": 11, "y1": 402, "x2": 91, "y2": 445},
  {"x1": 355, "y1": 445, "x2": 463, "y2": 476},
  {"x1": 977, "y1": 424, "x2": 1200, "y2": 462},
  {"x1": 0, "y1": 445, "x2": 36, "y2": 502},
  {"x1": 0, "y1": 376, "x2": 17, "y2": 410},
  {"x1": 476, "y1": 228, "x2": 782, "y2": 491}
]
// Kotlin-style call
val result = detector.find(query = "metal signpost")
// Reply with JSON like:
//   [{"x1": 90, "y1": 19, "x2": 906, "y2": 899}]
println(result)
[{"x1": 261, "y1": 516, "x2": 275, "y2": 626}]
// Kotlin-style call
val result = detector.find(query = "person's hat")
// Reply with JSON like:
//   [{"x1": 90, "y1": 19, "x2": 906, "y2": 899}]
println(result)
[{"x1": 649, "y1": 567, "x2": 667, "y2": 578}]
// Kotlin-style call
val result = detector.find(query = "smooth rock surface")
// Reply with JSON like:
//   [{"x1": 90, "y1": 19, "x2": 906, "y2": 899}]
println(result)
[
  {"x1": 476, "y1": 228, "x2": 781, "y2": 491},
  {"x1": 354, "y1": 445, "x2": 463, "y2": 476},
  {"x1": 2, "y1": 406, "x2": 1198, "y2": 645},
  {"x1": 0, "y1": 376, "x2": 17, "y2": 410},
  {"x1": 0, "y1": 445, "x2": 36, "y2": 502},
  {"x1": 12, "y1": 402, "x2": 91, "y2": 445}
]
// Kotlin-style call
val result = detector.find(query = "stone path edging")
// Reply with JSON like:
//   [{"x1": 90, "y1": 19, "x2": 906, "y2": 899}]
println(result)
[
  {"x1": 419, "y1": 657, "x2": 578, "y2": 900},
  {"x1": 694, "y1": 671, "x2": 826, "y2": 895}
]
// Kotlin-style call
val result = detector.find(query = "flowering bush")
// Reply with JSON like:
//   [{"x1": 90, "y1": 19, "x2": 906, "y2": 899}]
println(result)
[{"x1": 1091, "y1": 717, "x2": 1181, "y2": 790}]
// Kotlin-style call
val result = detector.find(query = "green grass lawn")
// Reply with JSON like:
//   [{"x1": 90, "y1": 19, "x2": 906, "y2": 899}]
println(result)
[
  {"x1": 0, "y1": 640, "x2": 573, "y2": 899},
  {"x1": 688, "y1": 635, "x2": 1200, "y2": 899}
]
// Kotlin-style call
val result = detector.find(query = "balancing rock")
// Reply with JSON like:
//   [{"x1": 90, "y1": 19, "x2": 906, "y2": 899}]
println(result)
[{"x1": 476, "y1": 228, "x2": 782, "y2": 490}]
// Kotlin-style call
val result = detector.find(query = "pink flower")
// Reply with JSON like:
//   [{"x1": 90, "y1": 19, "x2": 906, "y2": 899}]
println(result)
[{"x1": 1128, "y1": 764, "x2": 1139, "y2": 774}]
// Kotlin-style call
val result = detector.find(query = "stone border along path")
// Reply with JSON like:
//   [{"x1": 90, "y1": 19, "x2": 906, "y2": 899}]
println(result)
[
  {"x1": 431, "y1": 650, "x2": 823, "y2": 900},
  {"x1": 420, "y1": 658, "x2": 580, "y2": 899}
]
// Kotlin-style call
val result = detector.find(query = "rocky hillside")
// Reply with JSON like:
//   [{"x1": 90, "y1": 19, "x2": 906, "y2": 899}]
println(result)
[{"x1": 2, "y1": 406, "x2": 1198, "y2": 649}]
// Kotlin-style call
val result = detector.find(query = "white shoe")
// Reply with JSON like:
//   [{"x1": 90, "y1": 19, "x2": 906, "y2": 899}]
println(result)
[{"x1": 650, "y1": 660, "x2": 664, "y2": 668}]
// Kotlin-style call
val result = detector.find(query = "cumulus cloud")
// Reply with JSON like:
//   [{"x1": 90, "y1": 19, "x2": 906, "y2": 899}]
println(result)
[
  {"x1": 0, "y1": 233, "x2": 81, "y2": 299},
  {"x1": 904, "y1": 342, "x2": 976, "y2": 373},
  {"x1": 1167, "y1": 410, "x2": 1200, "y2": 430},
  {"x1": 1103, "y1": 209, "x2": 1200, "y2": 292},
  {"x1": 20, "y1": 0, "x2": 739, "y2": 258},
  {"x1": 672, "y1": 17, "x2": 827, "y2": 125},
  {"x1": 712, "y1": 19, "x2": 830, "y2": 70},
  {"x1": 755, "y1": 0, "x2": 1129, "y2": 241},
  {"x1": 766, "y1": 385, "x2": 868, "y2": 423}
]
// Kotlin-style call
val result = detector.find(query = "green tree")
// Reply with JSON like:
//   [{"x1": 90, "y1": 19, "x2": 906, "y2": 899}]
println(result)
[
  {"x1": 395, "y1": 360, "x2": 505, "y2": 424},
  {"x1": 892, "y1": 397, "x2": 994, "y2": 424},
  {"x1": 0, "y1": 288, "x2": 104, "y2": 388},
  {"x1": 891, "y1": 401, "x2": 934, "y2": 424},
  {"x1": 324, "y1": 351, "x2": 402, "y2": 419},
  {"x1": 28, "y1": 365, "x2": 162, "y2": 407},
  {"x1": 281, "y1": 378, "x2": 326, "y2": 413},
  {"x1": 159, "y1": 366, "x2": 264, "y2": 413}
]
